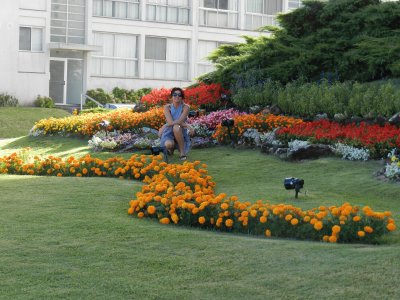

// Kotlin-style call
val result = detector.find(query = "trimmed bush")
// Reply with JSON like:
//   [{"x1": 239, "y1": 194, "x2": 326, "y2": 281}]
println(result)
[
  {"x1": 0, "y1": 93, "x2": 19, "y2": 107},
  {"x1": 34, "y1": 95, "x2": 55, "y2": 108},
  {"x1": 232, "y1": 80, "x2": 400, "y2": 119}
]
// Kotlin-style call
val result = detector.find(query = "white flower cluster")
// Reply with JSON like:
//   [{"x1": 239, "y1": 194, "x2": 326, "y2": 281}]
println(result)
[
  {"x1": 384, "y1": 150, "x2": 400, "y2": 180},
  {"x1": 29, "y1": 128, "x2": 45, "y2": 137},
  {"x1": 88, "y1": 135, "x2": 117, "y2": 151},
  {"x1": 333, "y1": 143, "x2": 370, "y2": 161},
  {"x1": 239, "y1": 129, "x2": 282, "y2": 147},
  {"x1": 133, "y1": 137, "x2": 160, "y2": 149},
  {"x1": 99, "y1": 140, "x2": 118, "y2": 150},
  {"x1": 288, "y1": 140, "x2": 310, "y2": 152},
  {"x1": 191, "y1": 123, "x2": 213, "y2": 137}
]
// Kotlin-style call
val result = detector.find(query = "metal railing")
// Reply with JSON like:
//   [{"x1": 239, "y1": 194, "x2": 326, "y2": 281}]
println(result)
[{"x1": 80, "y1": 94, "x2": 104, "y2": 110}]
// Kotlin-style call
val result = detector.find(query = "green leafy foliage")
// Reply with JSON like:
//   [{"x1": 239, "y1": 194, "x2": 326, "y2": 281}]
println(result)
[
  {"x1": 0, "y1": 93, "x2": 19, "y2": 107},
  {"x1": 34, "y1": 95, "x2": 55, "y2": 108},
  {"x1": 85, "y1": 87, "x2": 152, "y2": 107},
  {"x1": 232, "y1": 79, "x2": 400, "y2": 118},
  {"x1": 201, "y1": 0, "x2": 400, "y2": 87}
]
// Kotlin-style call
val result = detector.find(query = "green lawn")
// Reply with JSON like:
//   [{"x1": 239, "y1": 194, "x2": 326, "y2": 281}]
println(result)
[
  {"x1": 1, "y1": 137, "x2": 400, "y2": 299},
  {"x1": 0, "y1": 107, "x2": 70, "y2": 138}
]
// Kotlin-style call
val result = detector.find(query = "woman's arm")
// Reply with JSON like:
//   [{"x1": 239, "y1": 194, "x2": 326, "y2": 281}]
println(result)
[
  {"x1": 163, "y1": 104, "x2": 175, "y2": 126},
  {"x1": 174, "y1": 104, "x2": 190, "y2": 125}
]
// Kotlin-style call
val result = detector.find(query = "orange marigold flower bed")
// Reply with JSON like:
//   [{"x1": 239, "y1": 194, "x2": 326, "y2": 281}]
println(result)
[{"x1": 0, "y1": 150, "x2": 396, "y2": 244}]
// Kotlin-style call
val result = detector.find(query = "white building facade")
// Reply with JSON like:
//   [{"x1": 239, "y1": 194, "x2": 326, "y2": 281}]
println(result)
[{"x1": 0, "y1": 0, "x2": 300, "y2": 105}]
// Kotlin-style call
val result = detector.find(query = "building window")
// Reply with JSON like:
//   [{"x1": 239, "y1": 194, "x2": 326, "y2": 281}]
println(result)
[
  {"x1": 93, "y1": 0, "x2": 140, "y2": 20},
  {"x1": 51, "y1": 0, "x2": 86, "y2": 44},
  {"x1": 197, "y1": 40, "x2": 230, "y2": 77},
  {"x1": 19, "y1": 27, "x2": 43, "y2": 51},
  {"x1": 199, "y1": 0, "x2": 238, "y2": 29},
  {"x1": 145, "y1": 36, "x2": 188, "y2": 80},
  {"x1": 146, "y1": 0, "x2": 190, "y2": 25},
  {"x1": 245, "y1": 0, "x2": 282, "y2": 30},
  {"x1": 92, "y1": 32, "x2": 138, "y2": 77},
  {"x1": 288, "y1": 0, "x2": 302, "y2": 10}
]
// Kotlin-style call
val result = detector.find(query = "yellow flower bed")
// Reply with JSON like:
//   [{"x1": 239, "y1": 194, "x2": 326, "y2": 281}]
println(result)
[
  {"x1": 0, "y1": 151, "x2": 396, "y2": 243},
  {"x1": 213, "y1": 113, "x2": 303, "y2": 143},
  {"x1": 32, "y1": 107, "x2": 165, "y2": 136}
]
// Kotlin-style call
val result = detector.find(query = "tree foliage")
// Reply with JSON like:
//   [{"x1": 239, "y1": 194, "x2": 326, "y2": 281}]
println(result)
[{"x1": 199, "y1": 0, "x2": 400, "y2": 87}]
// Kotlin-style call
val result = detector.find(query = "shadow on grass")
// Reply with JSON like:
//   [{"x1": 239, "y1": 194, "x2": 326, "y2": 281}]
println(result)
[{"x1": 1, "y1": 136, "x2": 87, "y2": 153}]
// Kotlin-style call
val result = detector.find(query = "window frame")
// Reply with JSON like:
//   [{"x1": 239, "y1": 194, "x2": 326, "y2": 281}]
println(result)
[
  {"x1": 92, "y1": 32, "x2": 139, "y2": 78},
  {"x1": 93, "y1": 0, "x2": 140, "y2": 20},
  {"x1": 199, "y1": 0, "x2": 239, "y2": 29},
  {"x1": 51, "y1": 0, "x2": 86, "y2": 44},
  {"x1": 19, "y1": 26, "x2": 44, "y2": 52},
  {"x1": 244, "y1": 0, "x2": 282, "y2": 30},
  {"x1": 146, "y1": 0, "x2": 190, "y2": 25},
  {"x1": 144, "y1": 36, "x2": 189, "y2": 80}
]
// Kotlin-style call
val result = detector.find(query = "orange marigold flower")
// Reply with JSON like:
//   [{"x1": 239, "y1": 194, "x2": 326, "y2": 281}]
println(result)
[
  {"x1": 353, "y1": 215, "x2": 361, "y2": 222},
  {"x1": 329, "y1": 235, "x2": 338, "y2": 243},
  {"x1": 160, "y1": 217, "x2": 170, "y2": 225},
  {"x1": 225, "y1": 219, "x2": 234, "y2": 227},
  {"x1": 364, "y1": 226, "x2": 374, "y2": 233},
  {"x1": 322, "y1": 235, "x2": 329, "y2": 242},
  {"x1": 220, "y1": 203, "x2": 229, "y2": 210},
  {"x1": 259, "y1": 216, "x2": 267, "y2": 223},
  {"x1": 128, "y1": 207, "x2": 134, "y2": 214},
  {"x1": 137, "y1": 212, "x2": 145, "y2": 218},
  {"x1": 198, "y1": 216, "x2": 206, "y2": 224},
  {"x1": 147, "y1": 205, "x2": 156, "y2": 215},
  {"x1": 332, "y1": 225, "x2": 341, "y2": 234},
  {"x1": 285, "y1": 214, "x2": 293, "y2": 221},
  {"x1": 357, "y1": 231, "x2": 365, "y2": 237},
  {"x1": 314, "y1": 221, "x2": 323, "y2": 231},
  {"x1": 265, "y1": 229, "x2": 271, "y2": 237},
  {"x1": 290, "y1": 218, "x2": 299, "y2": 225},
  {"x1": 387, "y1": 223, "x2": 396, "y2": 231}
]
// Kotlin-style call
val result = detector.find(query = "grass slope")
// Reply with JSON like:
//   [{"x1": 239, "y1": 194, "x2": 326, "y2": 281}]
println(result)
[
  {"x1": 0, "y1": 137, "x2": 400, "y2": 298},
  {"x1": 0, "y1": 107, "x2": 70, "y2": 138}
]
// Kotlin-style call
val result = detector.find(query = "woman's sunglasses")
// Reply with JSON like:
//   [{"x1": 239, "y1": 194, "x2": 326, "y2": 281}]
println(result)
[{"x1": 172, "y1": 93, "x2": 182, "y2": 97}]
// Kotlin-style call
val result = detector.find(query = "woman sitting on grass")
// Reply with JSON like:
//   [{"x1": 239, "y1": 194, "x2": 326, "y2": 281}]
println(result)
[{"x1": 159, "y1": 87, "x2": 191, "y2": 161}]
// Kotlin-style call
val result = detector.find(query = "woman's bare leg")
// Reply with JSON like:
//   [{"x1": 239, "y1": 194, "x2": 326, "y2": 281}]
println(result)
[
  {"x1": 173, "y1": 125, "x2": 185, "y2": 156},
  {"x1": 164, "y1": 139, "x2": 175, "y2": 154}
]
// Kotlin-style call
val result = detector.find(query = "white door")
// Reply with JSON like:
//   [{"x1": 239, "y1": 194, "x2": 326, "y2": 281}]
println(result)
[
  {"x1": 49, "y1": 58, "x2": 83, "y2": 105},
  {"x1": 49, "y1": 59, "x2": 66, "y2": 104}
]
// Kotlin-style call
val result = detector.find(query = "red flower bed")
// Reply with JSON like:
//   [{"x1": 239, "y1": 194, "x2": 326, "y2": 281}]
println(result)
[
  {"x1": 140, "y1": 83, "x2": 229, "y2": 109},
  {"x1": 277, "y1": 120, "x2": 400, "y2": 158}
]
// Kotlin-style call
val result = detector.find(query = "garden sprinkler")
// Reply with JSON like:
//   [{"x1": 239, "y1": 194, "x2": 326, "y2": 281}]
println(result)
[
  {"x1": 151, "y1": 146, "x2": 168, "y2": 163},
  {"x1": 284, "y1": 177, "x2": 305, "y2": 199}
]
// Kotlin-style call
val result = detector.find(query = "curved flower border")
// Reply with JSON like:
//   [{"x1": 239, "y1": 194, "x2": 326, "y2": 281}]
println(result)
[{"x1": 0, "y1": 150, "x2": 396, "y2": 244}]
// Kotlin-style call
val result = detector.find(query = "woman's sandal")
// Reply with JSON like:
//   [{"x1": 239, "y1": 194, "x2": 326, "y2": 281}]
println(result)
[{"x1": 179, "y1": 155, "x2": 187, "y2": 161}]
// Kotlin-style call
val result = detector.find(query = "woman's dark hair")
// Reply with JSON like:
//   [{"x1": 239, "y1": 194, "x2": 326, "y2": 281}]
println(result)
[{"x1": 170, "y1": 87, "x2": 185, "y2": 99}]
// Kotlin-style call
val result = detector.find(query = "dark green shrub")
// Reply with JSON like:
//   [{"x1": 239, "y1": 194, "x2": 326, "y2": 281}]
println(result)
[
  {"x1": 112, "y1": 87, "x2": 152, "y2": 103},
  {"x1": 86, "y1": 88, "x2": 113, "y2": 105},
  {"x1": 233, "y1": 79, "x2": 400, "y2": 119},
  {"x1": 34, "y1": 95, "x2": 55, "y2": 108},
  {"x1": 0, "y1": 93, "x2": 19, "y2": 107},
  {"x1": 80, "y1": 107, "x2": 112, "y2": 114}
]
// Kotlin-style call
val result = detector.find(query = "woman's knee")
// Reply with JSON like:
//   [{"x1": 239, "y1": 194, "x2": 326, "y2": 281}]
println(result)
[
  {"x1": 164, "y1": 140, "x2": 174, "y2": 149},
  {"x1": 173, "y1": 124, "x2": 182, "y2": 132}
]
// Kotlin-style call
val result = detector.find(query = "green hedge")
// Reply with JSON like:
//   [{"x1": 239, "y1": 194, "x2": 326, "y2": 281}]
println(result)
[
  {"x1": 232, "y1": 80, "x2": 400, "y2": 118},
  {"x1": 86, "y1": 87, "x2": 152, "y2": 107}
]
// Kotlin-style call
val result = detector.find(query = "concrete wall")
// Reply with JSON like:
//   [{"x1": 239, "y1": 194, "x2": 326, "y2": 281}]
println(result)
[{"x1": 0, "y1": 0, "x2": 50, "y2": 105}]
